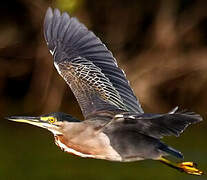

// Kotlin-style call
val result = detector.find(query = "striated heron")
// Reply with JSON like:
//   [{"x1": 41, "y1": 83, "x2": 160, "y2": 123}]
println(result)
[{"x1": 7, "y1": 8, "x2": 204, "y2": 175}]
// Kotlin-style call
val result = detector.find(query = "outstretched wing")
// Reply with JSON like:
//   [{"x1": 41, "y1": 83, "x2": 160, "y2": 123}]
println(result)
[{"x1": 44, "y1": 8, "x2": 144, "y2": 118}]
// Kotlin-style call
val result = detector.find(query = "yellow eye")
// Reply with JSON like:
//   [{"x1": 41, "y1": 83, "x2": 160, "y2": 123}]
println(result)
[
  {"x1": 40, "y1": 116, "x2": 57, "y2": 123},
  {"x1": 48, "y1": 117, "x2": 56, "y2": 123}
]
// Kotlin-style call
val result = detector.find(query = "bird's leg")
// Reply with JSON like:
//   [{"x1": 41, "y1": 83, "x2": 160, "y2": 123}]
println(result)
[{"x1": 158, "y1": 157, "x2": 204, "y2": 176}]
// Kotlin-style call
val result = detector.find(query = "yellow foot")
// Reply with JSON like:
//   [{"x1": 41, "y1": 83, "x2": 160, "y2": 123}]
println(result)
[
  {"x1": 159, "y1": 157, "x2": 204, "y2": 176},
  {"x1": 178, "y1": 161, "x2": 204, "y2": 176}
]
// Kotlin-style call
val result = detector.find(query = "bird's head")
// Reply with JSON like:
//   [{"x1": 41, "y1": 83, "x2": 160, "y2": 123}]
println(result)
[{"x1": 6, "y1": 112, "x2": 80, "y2": 135}]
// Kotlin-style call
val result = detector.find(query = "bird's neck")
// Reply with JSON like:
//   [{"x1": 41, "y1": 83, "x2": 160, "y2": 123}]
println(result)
[{"x1": 54, "y1": 122, "x2": 97, "y2": 158}]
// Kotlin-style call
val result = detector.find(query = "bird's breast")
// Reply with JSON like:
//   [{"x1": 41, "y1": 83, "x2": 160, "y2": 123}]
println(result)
[
  {"x1": 54, "y1": 130, "x2": 122, "y2": 161},
  {"x1": 55, "y1": 135, "x2": 95, "y2": 158}
]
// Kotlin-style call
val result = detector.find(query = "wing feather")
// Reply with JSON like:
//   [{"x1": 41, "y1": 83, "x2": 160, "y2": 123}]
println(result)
[
  {"x1": 44, "y1": 8, "x2": 144, "y2": 117},
  {"x1": 112, "y1": 111, "x2": 202, "y2": 139},
  {"x1": 55, "y1": 58, "x2": 127, "y2": 117}
]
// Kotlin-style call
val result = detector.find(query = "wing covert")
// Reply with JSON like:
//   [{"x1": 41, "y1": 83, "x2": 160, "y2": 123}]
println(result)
[
  {"x1": 44, "y1": 8, "x2": 144, "y2": 117},
  {"x1": 55, "y1": 57, "x2": 128, "y2": 117}
]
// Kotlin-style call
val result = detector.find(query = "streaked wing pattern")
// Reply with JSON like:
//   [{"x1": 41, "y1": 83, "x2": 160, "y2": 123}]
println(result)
[
  {"x1": 44, "y1": 8, "x2": 144, "y2": 117},
  {"x1": 55, "y1": 57, "x2": 127, "y2": 117}
]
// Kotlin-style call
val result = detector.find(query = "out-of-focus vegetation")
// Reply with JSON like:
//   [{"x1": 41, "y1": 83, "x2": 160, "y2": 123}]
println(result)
[{"x1": 1, "y1": 0, "x2": 206, "y2": 180}]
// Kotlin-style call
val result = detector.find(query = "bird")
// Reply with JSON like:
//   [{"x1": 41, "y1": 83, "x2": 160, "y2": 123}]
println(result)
[{"x1": 7, "y1": 7, "x2": 204, "y2": 176}]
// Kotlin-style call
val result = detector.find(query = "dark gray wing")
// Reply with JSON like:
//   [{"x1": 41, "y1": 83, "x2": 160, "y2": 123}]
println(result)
[
  {"x1": 44, "y1": 8, "x2": 144, "y2": 118},
  {"x1": 111, "y1": 110, "x2": 202, "y2": 139}
]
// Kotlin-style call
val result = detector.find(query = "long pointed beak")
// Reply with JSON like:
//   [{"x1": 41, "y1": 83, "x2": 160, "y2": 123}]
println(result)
[
  {"x1": 6, "y1": 116, "x2": 44, "y2": 126},
  {"x1": 6, "y1": 116, "x2": 61, "y2": 135},
  {"x1": 6, "y1": 116, "x2": 40, "y2": 122}
]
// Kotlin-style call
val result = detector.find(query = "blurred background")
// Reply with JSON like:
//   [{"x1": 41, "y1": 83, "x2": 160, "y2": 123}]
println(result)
[{"x1": 0, "y1": 0, "x2": 206, "y2": 179}]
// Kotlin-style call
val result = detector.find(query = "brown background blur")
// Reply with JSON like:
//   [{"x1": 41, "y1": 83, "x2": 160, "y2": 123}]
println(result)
[{"x1": 1, "y1": 0, "x2": 206, "y2": 180}]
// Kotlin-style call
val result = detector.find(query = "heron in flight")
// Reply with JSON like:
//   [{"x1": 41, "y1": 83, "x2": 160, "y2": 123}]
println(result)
[{"x1": 7, "y1": 8, "x2": 204, "y2": 176}]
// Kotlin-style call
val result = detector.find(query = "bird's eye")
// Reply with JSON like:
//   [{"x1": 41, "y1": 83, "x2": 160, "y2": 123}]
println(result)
[{"x1": 48, "y1": 117, "x2": 56, "y2": 123}]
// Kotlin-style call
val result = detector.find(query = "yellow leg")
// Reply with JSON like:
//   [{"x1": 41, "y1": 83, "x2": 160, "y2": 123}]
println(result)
[{"x1": 158, "y1": 157, "x2": 204, "y2": 176}]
